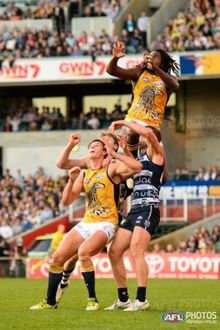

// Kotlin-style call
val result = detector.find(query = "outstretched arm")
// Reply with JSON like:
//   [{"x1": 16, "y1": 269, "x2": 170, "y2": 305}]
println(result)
[
  {"x1": 109, "y1": 120, "x2": 163, "y2": 160},
  {"x1": 56, "y1": 133, "x2": 88, "y2": 170},
  {"x1": 154, "y1": 66, "x2": 179, "y2": 92},
  {"x1": 61, "y1": 167, "x2": 83, "y2": 206},
  {"x1": 103, "y1": 136, "x2": 142, "y2": 179},
  {"x1": 106, "y1": 41, "x2": 141, "y2": 81}
]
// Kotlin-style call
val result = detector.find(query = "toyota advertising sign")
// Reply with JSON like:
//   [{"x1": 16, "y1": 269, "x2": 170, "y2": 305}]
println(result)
[{"x1": 27, "y1": 253, "x2": 220, "y2": 280}]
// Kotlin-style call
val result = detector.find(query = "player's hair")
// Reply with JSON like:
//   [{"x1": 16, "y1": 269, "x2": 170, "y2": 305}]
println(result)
[
  {"x1": 88, "y1": 139, "x2": 105, "y2": 149},
  {"x1": 88, "y1": 139, "x2": 108, "y2": 158},
  {"x1": 137, "y1": 49, "x2": 180, "y2": 77},
  {"x1": 145, "y1": 126, "x2": 162, "y2": 142},
  {"x1": 155, "y1": 49, "x2": 180, "y2": 77},
  {"x1": 100, "y1": 132, "x2": 119, "y2": 151}
]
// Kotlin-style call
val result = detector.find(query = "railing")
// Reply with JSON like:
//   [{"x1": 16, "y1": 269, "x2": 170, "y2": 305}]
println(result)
[
  {"x1": 160, "y1": 196, "x2": 220, "y2": 222},
  {"x1": 69, "y1": 195, "x2": 220, "y2": 223},
  {"x1": 71, "y1": 17, "x2": 113, "y2": 37},
  {"x1": 0, "y1": 256, "x2": 26, "y2": 278},
  {"x1": 0, "y1": 19, "x2": 53, "y2": 31}
]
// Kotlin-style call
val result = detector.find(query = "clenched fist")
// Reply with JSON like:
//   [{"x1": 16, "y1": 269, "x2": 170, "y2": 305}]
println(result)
[
  {"x1": 69, "y1": 133, "x2": 81, "y2": 146},
  {"x1": 69, "y1": 166, "x2": 81, "y2": 181}
]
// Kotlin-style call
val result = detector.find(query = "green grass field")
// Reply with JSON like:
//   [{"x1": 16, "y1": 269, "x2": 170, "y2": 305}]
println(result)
[{"x1": 0, "y1": 278, "x2": 220, "y2": 330}]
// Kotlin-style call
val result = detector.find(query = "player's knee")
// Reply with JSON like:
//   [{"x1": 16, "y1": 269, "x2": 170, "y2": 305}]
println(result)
[
  {"x1": 51, "y1": 251, "x2": 65, "y2": 267},
  {"x1": 108, "y1": 246, "x2": 126, "y2": 266},
  {"x1": 78, "y1": 246, "x2": 91, "y2": 260},
  {"x1": 130, "y1": 241, "x2": 145, "y2": 259},
  {"x1": 108, "y1": 247, "x2": 118, "y2": 262}
]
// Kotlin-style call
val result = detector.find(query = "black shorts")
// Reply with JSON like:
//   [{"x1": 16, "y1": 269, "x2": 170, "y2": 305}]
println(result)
[{"x1": 119, "y1": 205, "x2": 160, "y2": 236}]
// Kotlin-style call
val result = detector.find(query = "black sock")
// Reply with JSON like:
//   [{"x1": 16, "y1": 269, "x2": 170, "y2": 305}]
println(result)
[
  {"x1": 47, "y1": 272, "x2": 62, "y2": 305},
  {"x1": 60, "y1": 268, "x2": 74, "y2": 288},
  {"x1": 136, "y1": 287, "x2": 146, "y2": 302},
  {"x1": 118, "y1": 288, "x2": 129, "y2": 302},
  {"x1": 81, "y1": 270, "x2": 97, "y2": 301}
]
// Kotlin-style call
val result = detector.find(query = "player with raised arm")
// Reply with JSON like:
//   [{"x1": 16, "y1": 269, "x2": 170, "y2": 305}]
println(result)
[
  {"x1": 105, "y1": 120, "x2": 164, "y2": 311},
  {"x1": 30, "y1": 138, "x2": 142, "y2": 311},
  {"x1": 106, "y1": 41, "x2": 179, "y2": 153}
]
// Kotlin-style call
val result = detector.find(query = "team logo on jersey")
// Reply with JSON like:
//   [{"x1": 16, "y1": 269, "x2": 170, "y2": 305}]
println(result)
[
  {"x1": 154, "y1": 81, "x2": 165, "y2": 87},
  {"x1": 144, "y1": 219, "x2": 151, "y2": 228},
  {"x1": 143, "y1": 77, "x2": 151, "y2": 83},
  {"x1": 96, "y1": 173, "x2": 105, "y2": 180},
  {"x1": 136, "y1": 215, "x2": 143, "y2": 224}
]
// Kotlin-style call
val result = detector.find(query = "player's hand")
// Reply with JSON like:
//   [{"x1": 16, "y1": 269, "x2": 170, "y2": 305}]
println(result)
[
  {"x1": 69, "y1": 166, "x2": 81, "y2": 181},
  {"x1": 102, "y1": 136, "x2": 114, "y2": 156},
  {"x1": 112, "y1": 41, "x2": 125, "y2": 58},
  {"x1": 117, "y1": 134, "x2": 127, "y2": 150},
  {"x1": 69, "y1": 133, "x2": 81, "y2": 147},
  {"x1": 109, "y1": 120, "x2": 124, "y2": 132},
  {"x1": 143, "y1": 53, "x2": 154, "y2": 70}
]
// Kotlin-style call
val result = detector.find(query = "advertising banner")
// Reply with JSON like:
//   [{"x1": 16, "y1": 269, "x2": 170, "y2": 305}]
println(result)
[
  {"x1": 0, "y1": 56, "x2": 142, "y2": 85},
  {"x1": 1, "y1": 52, "x2": 220, "y2": 85},
  {"x1": 161, "y1": 180, "x2": 220, "y2": 198},
  {"x1": 27, "y1": 253, "x2": 220, "y2": 280}
]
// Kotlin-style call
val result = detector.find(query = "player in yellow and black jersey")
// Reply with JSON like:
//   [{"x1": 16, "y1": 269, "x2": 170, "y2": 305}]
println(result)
[
  {"x1": 30, "y1": 138, "x2": 142, "y2": 311},
  {"x1": 107, "y1": 41, "x2": 180, "y2": 153}
]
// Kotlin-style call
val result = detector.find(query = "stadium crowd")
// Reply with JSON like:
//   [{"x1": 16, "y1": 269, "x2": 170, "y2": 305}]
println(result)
[
  {"x1": 0, "y1": 167, "x2": 68, "y2": 239},
  {"x1": 1, "y1": 0, "x2": 220, "y2": 60},
  {"x1": 173, "y1": 166, "x2": 220, "y2": 181},
  {"x1": 153, "y1": 225, "x2": 220, "y2": 253},
  {"x1": 149, "y1": 0, "x2": 220, "y2": 52},
  {"x1": 0, "y1": 100, "x2": 130, "y2": 131},
  {"x1": 0, "y1": 0, "x2": 126, "y2": 22}
]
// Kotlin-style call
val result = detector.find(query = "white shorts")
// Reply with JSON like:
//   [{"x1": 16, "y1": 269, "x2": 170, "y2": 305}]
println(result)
[
  {"x1": 125, "y1": 118, "x2": 147, "y2": 127},
  {"x1": 73, "y1": 221, "x2": 117, "y2": 243}
]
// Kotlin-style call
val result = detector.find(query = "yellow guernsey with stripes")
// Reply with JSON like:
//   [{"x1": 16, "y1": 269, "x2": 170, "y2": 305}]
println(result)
[
  {"x1": 82, "y1": 167, "x2": 119, "y2": 224},
  {"x1": 125, "y1": 71, "x2": 168, "y2": 129}
]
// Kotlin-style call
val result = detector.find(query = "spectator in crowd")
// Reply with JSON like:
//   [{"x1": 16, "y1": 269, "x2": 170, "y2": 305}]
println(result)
[
  {"x1": 180, "y1": 168, "x2": 190, "y2": 180},
  {"x1": 166, "y1": 243, "x2": 174, "y2": 252},
  {"x1": 212, "y1": 225, "x2": 220, "y2": 242},
  {"x1": 0, "y1": 237, "x2": 10, "y2": 277},
  {"x1": 186, "y1": 236, "x2": 198, "y2": 253},
  {"x1": 149, "y1": 0, "x2": 220, "y2": 52},
  {"x1": 177, "y1": 241, "x2": 187, "y2": 253},
  {"x1": 54, "y1": 1, "x2": 65, "y2": 33},
  {"x1": 173, "y1": 168, "x2": 181, "y2": 180},
  {"x1": 166, "y1": 225, "x2": 220, "y2": 254},
  {"x1": 87, "y1": 112, "x2": 101, "y2": 129},
  {"x1": 0, "y1": 219, "x2": 13, "y2": 239},
  {"x1": 123, "y1": 13, "x2": 137, "y2": 37},
  {"x1": 152, "y1": 243, "x2": 163, "y2": 253},
  {"x1": 137, "y1": 10, "x2": 149, "y2": 48},
  {"x1": 210, "y1": 165, "x2": 220, "y2": 180}
]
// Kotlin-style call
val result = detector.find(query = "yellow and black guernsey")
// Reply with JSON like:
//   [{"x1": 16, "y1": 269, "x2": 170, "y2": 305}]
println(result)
[
  {"x1": 125, "y1": 70, "x2": 168, "y2": 129},
  {"x1": 82, "y1": 167, "x2": 120, "y2": 225}
]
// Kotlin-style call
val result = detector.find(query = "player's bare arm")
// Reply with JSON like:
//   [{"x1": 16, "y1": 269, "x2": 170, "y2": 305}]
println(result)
[
  {"x1": 146, "y1": 55, "x2": 179, "y2": 92},
  {"x1": 110, "y1": 120, "x2": 164, "y2": 164},
  {"x1": 117, "y1": 134, "x2": 134, "y2": 158},
  {"x1": 61, "y1": 167, "x2": 83, "y2": 205},
  {"x1": 56, "y1": 133, "x2": 89, "y2": 170},
  {"x1": 106, "y1": 41, "x2": 141, "y2": 81},
  {"x1": 153, "y1": 65, "x2": 179, "y2": 92},
  {"x1": 103, "y1": 137, "x2": 142, "y2": 180}
]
